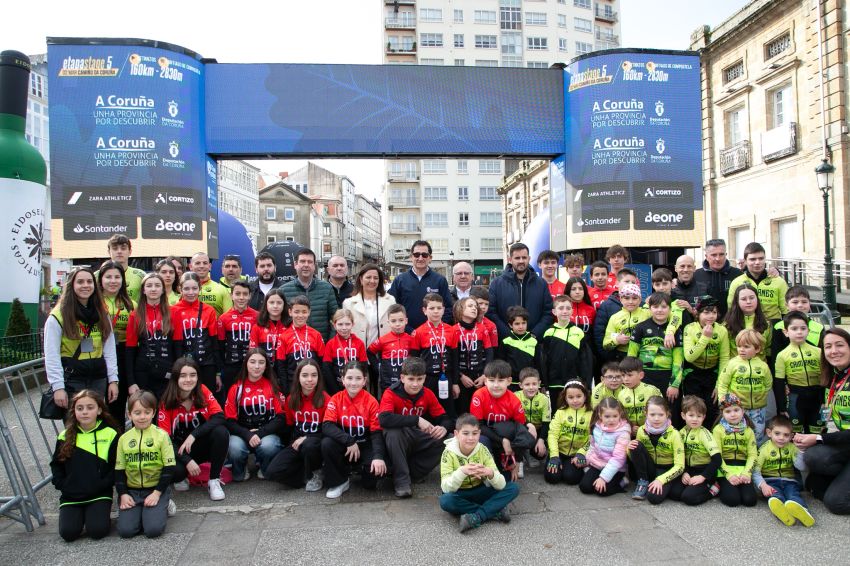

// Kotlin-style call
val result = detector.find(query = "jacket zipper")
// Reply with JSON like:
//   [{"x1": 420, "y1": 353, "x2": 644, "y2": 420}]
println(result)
[{"x1": 138, "y1": 427, "x2": 145, "y2": 489}]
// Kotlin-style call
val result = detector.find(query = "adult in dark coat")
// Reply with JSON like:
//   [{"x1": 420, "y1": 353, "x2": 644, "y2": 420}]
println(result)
[
  {"x1": 487, "y1": 243, "x2": 553, "y2": 340},
  {"x1": 693, "y1": 239, "x2": 742, "y2": 319},
  {"x1": 388, "y1": 241, "x2": 453, "y2": 333}
]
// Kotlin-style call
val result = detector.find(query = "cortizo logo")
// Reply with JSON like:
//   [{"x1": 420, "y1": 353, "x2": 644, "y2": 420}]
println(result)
[
  {"x1": 155, "y1": 219, "x2": 196, "y2": 232},
  {"x1": 155, "y1": 192, "x2": 195, "y2": 205},
  {"x1": 643, "y1": 187, "x2": 682, "y2": 198},
  {"x1": 644, "y1": 211, "x2": 684, "y2": 223}
]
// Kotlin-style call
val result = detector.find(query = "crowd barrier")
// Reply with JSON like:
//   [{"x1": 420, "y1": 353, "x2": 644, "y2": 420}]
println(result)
[{"x1": 0, "y1": 358, "x2": 58, "y2": 531}]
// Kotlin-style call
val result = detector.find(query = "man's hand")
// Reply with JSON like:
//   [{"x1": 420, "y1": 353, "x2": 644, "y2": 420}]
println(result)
[{"x1": 345, "y1": 443, "x2": 361, "y2": 462}]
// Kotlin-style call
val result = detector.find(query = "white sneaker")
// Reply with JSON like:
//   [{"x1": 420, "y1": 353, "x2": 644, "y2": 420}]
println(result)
[
  {"x1": 167, "y1": 499, "x2": 177, "y2": 517},
  {"x1": 517, "y1": 462, "x2": 525, "y2": 479},
  {"x1": 257, "y1": 469, "x2": 265, "y2": 480},
  {"x1": 325, "y1": 479, "x2": 350, "y2": 499},
  {"x1": 235, "y1": 469, "x2": 250, "y2": 482},
  {"x1": 305, "y1": 471, "x2": 323, "y2": 492},
  {"x1": 208, "y1": 478, "x2": 225, "y2": 501},
  {"x1": 173, "y1": 479, "x2": 190, "y2": 492}
]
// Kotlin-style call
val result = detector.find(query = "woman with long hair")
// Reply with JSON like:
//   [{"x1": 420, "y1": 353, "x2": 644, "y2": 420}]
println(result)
[
  {"x1": 98, "y1": 260, "x2": 136, "y2": 423},
  {"x1": 155, "y1": 257, "x2": 181, "y2": 305},
  {"x1": 723, "y1": 283, "x2": 770, "y2": 360}
]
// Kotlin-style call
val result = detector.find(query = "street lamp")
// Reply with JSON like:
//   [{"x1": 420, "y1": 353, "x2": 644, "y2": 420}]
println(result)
[
  {"x1": 815, "y1": 158, "x2": 836, "y2": 313},
  {"x1": 448, "y1": 251, "x2": 455, "y2": 285}
]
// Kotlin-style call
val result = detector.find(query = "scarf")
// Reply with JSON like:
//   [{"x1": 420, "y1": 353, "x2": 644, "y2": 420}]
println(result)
[
  {"x1": 644, "y1": 418, "x2": 670, "y2": 435},
  {"x1": 720, "y1": 417, "x2": 746, "y2": 434},
  {"x1": 76, "y1": 298, "x2": 100, "y2": 327}
]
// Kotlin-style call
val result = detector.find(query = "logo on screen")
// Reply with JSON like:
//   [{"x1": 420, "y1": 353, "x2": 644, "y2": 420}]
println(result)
[
  {"x1": 634, "y1": 209, "x2": 694, "y2": 231},
  {"x1": 655, "y1": 101, "x2": 664, "y2": 117},
  {"x1": 155, "y1": 193, "x2": 167, "y2": 204},
  {"x1": 168, "y1": 101, "x2": 179, "y2": 118},
  {"x1": 656, "y1": 139, "x2": 665, "y2": 154},
  {"x1": 73, "y1": 224, "x2": 84, "y2": 234},
  {"x1": 169, "y1": 142, "x2": 180, "y2": 158}
]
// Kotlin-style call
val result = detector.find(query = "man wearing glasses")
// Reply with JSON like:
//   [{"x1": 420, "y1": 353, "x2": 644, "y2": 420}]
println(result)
[
  {"x1": 450, "y1": 262, "x2": 474, "y2": 302},
  {"x1": 388, "y1": 240, "x2": 453, "y2": 332},
  {"x1": 693, "y1": 239, "x2": 742, "y2": 318}
]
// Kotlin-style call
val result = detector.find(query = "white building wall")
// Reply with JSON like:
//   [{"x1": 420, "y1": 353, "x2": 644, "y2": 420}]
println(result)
[{"x1": 217, "y1": 160, "x2": 260, "y2": 249}]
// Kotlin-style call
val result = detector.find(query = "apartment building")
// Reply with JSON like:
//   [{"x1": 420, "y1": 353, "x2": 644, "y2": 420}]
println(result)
[{"x1": 218, "y1": 160, "x2": 261, "y2": 248}]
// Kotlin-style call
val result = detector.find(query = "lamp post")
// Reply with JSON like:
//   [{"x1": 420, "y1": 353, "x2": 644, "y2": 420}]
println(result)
[
  {"x1": 815, "y1": 158, "x2": 836, "y2": 313},
  {"x1": 448, "y1": 251, "x2": 455, "y2": 286}
]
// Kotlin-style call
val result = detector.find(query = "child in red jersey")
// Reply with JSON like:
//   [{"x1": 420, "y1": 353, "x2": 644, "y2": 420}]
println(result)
[
  {"x1": 321, "y1": 361, "x2": 386, "y2": 498},
  {"x1": 411, "y1": 293, "x2": 458, "y2": 417},
  {"x1": 368, "y1": 304, "x2": 414, "y2": 393},
  {"x1": 224, "y1": 349, "x2": 285, "y2": 481},
  {"x1": 276, "y1": 295, "x2": 325, "y2": 394},
  {"x1": 454, "y1": 297, "x2": 495, "y2": 415},
  {"x1": 170, "y1": 273, "x2": 220, "y2": 394},
  {"x1": 470, "y1": 360, "x2": 536, "y2": 481},
  {"x1": 217, "y1": 281, "x2": 259, "y2": 406},
  {"x1": 126, "y1": 273, "x2": 174, "y2": 401},
  {"x1": 567, "y1": 277, "x2": 596, "y2": 334},
  {"x1": 267, "y1": 359, "x2": 331, "y2": 491},
  {"x1": 469, "y1": 287, "x2": 498, "y2": 354},
  {"x1": 323, "y1": 309, "x2": 368, "y2": 394},
  {"x1": 379, "y1": 357, "x2": 452, "y2": 498},
  {"x1": 158, "y1": 357, "x2": 230, "y2": 501},
  {"x1": 249, "y1": 289, "x2": 288, "y2": 364},
  {"x1": 588, "y1": 261, "x2": 614, "y2": 309}
]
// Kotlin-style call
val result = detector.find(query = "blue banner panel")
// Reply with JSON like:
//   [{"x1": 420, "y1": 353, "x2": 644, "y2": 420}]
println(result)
[
  {"x1": 47, "y1": 40, "x2": 215, "y2": 258},
  {"x1": 561, "y1": 50, "x2": 703, "y2": 249},
  {"x1": 205, "y1": 64, "x2": 565, "y2": 157}
]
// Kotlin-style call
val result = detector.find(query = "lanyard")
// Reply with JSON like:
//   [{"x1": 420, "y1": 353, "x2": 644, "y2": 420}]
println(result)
[
  {"x1": 429, "y1": 323, "x2": 446, "y2": 372},
  {"x1": 827, "y1": 369, "x2": 850, "y2": 407},
  {"x1": 293, "y1": 325, "x2": 308, "y2": 348},
  {"x1": 77, "y1": 321, "x2": 93, "y2": 339}
]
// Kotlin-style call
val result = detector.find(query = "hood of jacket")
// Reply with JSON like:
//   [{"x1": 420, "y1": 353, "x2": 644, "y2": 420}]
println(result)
[{"x1": 443, "y1": 436, "x2": 484, "y2": 458}]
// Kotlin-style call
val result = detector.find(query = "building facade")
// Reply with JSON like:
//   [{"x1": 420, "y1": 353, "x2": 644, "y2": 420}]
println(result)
[
  {"x1": 498, "y1": 159, "x2": 551, "y2": 251},
  {"x1": 258, "y1": 181, "x2": 312, "y2": 249},
  {"x1": 382, "y1": 0, "x2": 620, "y2": 279},
  {"x1": 691, "y1": 0, "x2": 849, "y2": 280},
  {"x1": 356, "y1": 194, "x2": 383, "y2": 269},
  {"x1": 217, "y1": 160, "x2": 261, "y2": 249}
]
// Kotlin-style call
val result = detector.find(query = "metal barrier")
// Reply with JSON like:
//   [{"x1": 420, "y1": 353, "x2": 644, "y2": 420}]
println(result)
[
  {"x1": 0, "y1": 358, "x2": 58, "y2": 531},
  {"x1": 0, "y1": 332, "x2": 44, "y2": 369}
]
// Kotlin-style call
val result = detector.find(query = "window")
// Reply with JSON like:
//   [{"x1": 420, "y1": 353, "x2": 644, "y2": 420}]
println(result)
[
  {"x1": 424, "y1": 186, "x2": 448, "y2": 201},
  {"x1": 475, "y1": 60, "x2": 499, "y2": 67},
  {"x1": 267, "y1": 235, "x2": 276, "y2": 243},
  {"x1": 725, "y1": 105, "x2": 745, "y2": 146},
  {"x1": 525, "y1": 12, "x2": 547, "y2": 25},
  {"x1": 501, "y1": 33, "x2": 522, "y2": 56},
  {"x1": 479, "y1": 160, "x2": 501, "y2": 174},
  {"x1": 474, "y1": 10, "x2": 497, "y2": 24},
  {"x1": 284, "y1": 207, "x2": 295, "y2": 221},
  {"x1": 420, "y1": 33, "x2": 443, "y2": 47},
  {"x1": 480, "y1": 213, "x2": 501, "y2": 227},
  {"x1": 322, "y1": 223, "x2": 331, "y2": 236},
  {"x1": 423, "y1": 160, "x2": 446, "y2": 174},
  {"x1": 458, "y1": 186, "x2": 469, "y2": 201},
  {"x1": 476, "y1": 35, "x2": 498, "y2": 49},
  {"x1": 527, "y1": 37, "x2": 548, "y2": 50},
  {"x1": 454, "y1": 34, "x2": 464, "y2": 48},
  {"x1": 265, "y1": 206, "x2": 276, "y2": 220},
  {"x1": 454, "y1": 9, "x2": 463, "y2": 23},
  {"x1": 765, "y1": 32, "x2": 791, "y2": 60},
  {"x1": 481, "y1": 238, "x2": 502, "y2": 252},
  {"x1": 459, "y1": 238, "x2": 471, "y2": 253},
  {"x1": 454, "y1": 59, "x2": 465, "y2": 66},
  {"x1": 457, "y1": 160, "x2": 468, "y2": 174},
  {"x1": 558, "y1": 14, "x2": 567, "y2": 28},
  {"x1": 559, "y1": 38, "x2": 568, "y2": 52},
  {"x1": 574, "y1": 17, "x2": 592, "y2": 33},
  {"x1": 500, "y1": 4, "x2": 521, "y2": 30},
  {"x1": 30, "y1": 73, "x2": 45, "y2": 98},
  {"x1": 458, "y1": 212, "x2": 470, "y2": 226},
  {"x1": 425, "y1": 212, "x2": 449, "y2": 227},
  {"x1": 302, "y1": 183, "x2": 308, "y2": 194},
  {"x1": 527, "y1": 61, "x2": 548, "y2": 68},
  {"x1": 420, "y1": 8, "x2": 442, "y2": 22},
  {"x1": 480, "y1": 187, "x2": 500, "y2": 201},
  {"x1": 285, "y1": 236, "x2": 295, "y2": 242},
  {"x1": 723, "y1": 60, "x2": 744, "y2": 84},
  {"x1": 574, "y1": 0, "x2": 591, "y2": 8},
  {"x1": 323, "y1": 242, "x2": 332, "y2": 255},
  {"x1": 420, "y1": 58, "x2": 444, "y2": 65},
  {"x1": 543, "y1": 176, "x2": 548, "y2": 186},
  {"x1": 575, "y1": 41, "x2": 592, "y2": 55},
  {"x1": 768, "y1": 83, "x2": 793, "y2": 128},
  {"x1": 431, "y1": 239, "x2": 449, "y2": 253}
]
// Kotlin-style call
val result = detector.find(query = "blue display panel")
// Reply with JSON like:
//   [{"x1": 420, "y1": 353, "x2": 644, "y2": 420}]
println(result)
[
  {"x1": 47, "y1": 40, "x2": 214, "y2": 258},
  {"x1": 561, "y1": 51, "x2": 703, "y2": 248},
  {"x1": 205, "y1": 64, "x2": 565, "y2": 157}
]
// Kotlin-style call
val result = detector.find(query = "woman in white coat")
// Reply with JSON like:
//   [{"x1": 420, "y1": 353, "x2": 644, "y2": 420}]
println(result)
[{"x1": 342, "y1": 263, "x2": 396, "y2": 348}]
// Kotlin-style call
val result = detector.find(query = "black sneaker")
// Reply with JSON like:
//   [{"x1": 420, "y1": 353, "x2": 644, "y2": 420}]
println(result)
[
  {"x1": 459, "y1": 513, "x2": 481, "y2": 533},
  {"x1": 394, "y1": 486, "x2": 412, "y2": 498},
  {"x1": 496, "y1": 507, "x2": 511, "y2": 523}
]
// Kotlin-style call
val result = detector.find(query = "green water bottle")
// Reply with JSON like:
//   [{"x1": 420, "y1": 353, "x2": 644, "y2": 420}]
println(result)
[{"x1": 0, "y1": 50, "x2": 47, "y2": 334}]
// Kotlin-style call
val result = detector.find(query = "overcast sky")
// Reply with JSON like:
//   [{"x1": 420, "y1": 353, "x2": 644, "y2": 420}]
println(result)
[{"x1": 6, "y1": 0, "x2": 748, "y2": 199}]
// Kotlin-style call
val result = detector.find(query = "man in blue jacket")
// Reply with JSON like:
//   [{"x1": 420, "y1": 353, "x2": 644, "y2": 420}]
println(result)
[
  {"x1": 487, "y1": 243, "x2": 553, "y2": 339},
  {"x1": 388, "y1": 240, "x2": 454, "y2": 332}
]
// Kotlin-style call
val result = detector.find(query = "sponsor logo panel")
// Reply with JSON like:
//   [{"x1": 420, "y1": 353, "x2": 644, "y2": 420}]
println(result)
[{"x1": 64, "y1": 215, "x2": 137, "y2": 240}]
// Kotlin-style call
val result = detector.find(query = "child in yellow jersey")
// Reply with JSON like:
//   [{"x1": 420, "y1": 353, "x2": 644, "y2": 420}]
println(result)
[
  {"x1": 591, "y1": 362, "x2": 623, "y2": 408},
  {"x1": 628, "y1": 396, "x2": 685, "y2": 503},
  {"x1": 717, "y1": 329, "x2": 772, "y2": 445},
  {"x1": 712, "y1": 394, "x2": 757, "y2": 507},
  {"x1": 774, "y1": 311, "x2": 824, "y2": 434},
  {"x1": 670, "y1": 396, "x2": 721, "y2": 506},
  {"x1": 515, "y1": 368, "x2": 551, "y2": 469},
  {"x1": 753, "y1": 416, "x2": 814, "y2": 527},
  {"x1": 545, "y1": 381, "x2": 591, "y2": 485},
  {"x1": 682, "y1": 296, "x2": 729, "y2": 426},
  {"x1": 603, "y1": 284, "x2": 650, "y2": 362},
  {"x1": 616, "y1": 357, "x2": 662, "y2": 437}
]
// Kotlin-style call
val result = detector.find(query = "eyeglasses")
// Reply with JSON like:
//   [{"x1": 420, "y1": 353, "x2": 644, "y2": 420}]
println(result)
[
  {"x1": 412, "y1": 252, "x2": 431, "y2": 258},
  {"x1": 603, "y1": 374, "x2": 623, "y2": 381}
]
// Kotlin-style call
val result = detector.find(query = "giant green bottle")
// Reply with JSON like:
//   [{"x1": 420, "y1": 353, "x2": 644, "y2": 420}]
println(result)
[{"x1": 0, "y1": 51, "x2": 47, "y2": 335}]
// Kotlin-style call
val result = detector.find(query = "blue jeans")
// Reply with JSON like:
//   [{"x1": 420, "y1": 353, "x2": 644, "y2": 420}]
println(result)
[
  {"x1": 765, "y1": 477, "x2": 806, "y2": 508},
  {"x1": 228, "y1": 434, "x2": 283, "y2": 479},
  {"x1": 746, "y1": 408, "x2": 766, "y2": 446},
  {"x1": 439, "y1": 482, "x2": 520, "y2": 522}
]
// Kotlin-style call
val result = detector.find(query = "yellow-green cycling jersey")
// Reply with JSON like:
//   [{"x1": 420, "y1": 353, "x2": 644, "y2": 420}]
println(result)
[
  {"x1": 716, "y1": 356, "x2": 772, "y2": 409},
  {"x1": 727, "y1": 272, "x2": 788, "y2": 321},
  {"x1": 683, "y1": 322, "x2": 730, "y2": 372},
  {"x1": 547, "y1": 406, "x2": 591, "y2": 457},
  {"x1": 617, "y1": 382, "x2": 662, "y2": 428},
  {"x1": 198, "y1": 278, "x2": 232, "y2": 316},
  {"x1": 753, "y1": 440, "x2": 801, "y2": 483},
  {"x1": 826, "y1": 369, "x2": 850, "y2": 431},
  {"x1": 679, "y1": 425, "x2": 719, "y2": 467},
  {"x1": 591, "y1": 382, "x2": 621, "y2": 408},
  {"x1": 440, "y1": 438, "x2": 506, "y2": 492},
  {"x1": 712, "y1": 423, "x2": 757, "y2": 478},
  {"x1": 603, "y1": 308, "x2": 650, "y2": 353},
  {"x1": 633, "y1": 425, "x2": 685, "y2": 484},
  {"x1": 115, "y1": 425, "x2": 176, "y2": 490},
  {"x1": 775, "y1": 342, "x2": 821, "y2": 388},
  {"x1": 726, "y1": 315, "x2": 772, "y2": 361},
  {"x1": 104, "y1": 295, "x2": 135, "y2": 344},
  {"x1": 515, "y1": 391, "x2": 551, "y2": 426}
]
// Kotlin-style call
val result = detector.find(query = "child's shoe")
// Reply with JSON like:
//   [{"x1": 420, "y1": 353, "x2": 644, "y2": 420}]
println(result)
[
  {"x1": 326, "y1": 479, "x2": 350, "y2": 499},
  {"x1": 785, "y1": 500, "x2": 815, "y2": 527},
  {"x1": 208, "y1": 478, "x2": 225, "y2": 501},
  {"x1": 458, "y1": 513, "x2": 482, "y2": 533},
  {"x1": 257, "y1": 469, "x2": 265, "y2": 480},
  {"x1": 173, "y1": 479, "x2": 190, "y2": 492},
  {"x1": 496, "y1": 507, "x2": 511, "y2": 523},
  {"x1": 631, "y1": 479, "x2": 649, "y2": 500},
  {"x1": 768, "y1": 497, "x2": 795, "y2": 526},
  {"x1": 517, "y1": 462, "x2": 525, "y2": 479},
  {"x1": 167, "y1": 499, "x2": 177, "y2": 517},
  {"x1": 709, "y1": 482, "x2": 720, "y2": 497},
  {"x1": 305, "y1": 471, "x2": 323, "y2": 492}
]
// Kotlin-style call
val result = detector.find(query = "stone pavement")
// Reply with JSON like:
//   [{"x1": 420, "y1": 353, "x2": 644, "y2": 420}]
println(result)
[{"x1": 0, "y1": 462, "x2": 845, "y2": 566}]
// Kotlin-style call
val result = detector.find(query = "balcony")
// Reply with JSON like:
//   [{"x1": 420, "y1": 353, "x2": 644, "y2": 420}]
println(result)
[
  {"x1": 385, "y1": 16, "x2": 416, "y2": 29},
  {"x1": 388, "y1": 198, "x2": 420, "y2": 208},
  {"x1": 388, "y1": 172, "x2": 419, "y2": 182},
  {"x1": 594, "y1": 6, "x2": 618, "y2": 22},
  {"x1": 720, "y1": 140, "x2": 751, "y2": 176},
  {"x1": 386, "y1": 43, "x2": 417, "y2": 55},
  {"x1": 595, "y1": 30, "x2": 619, "y2": 45},
  {"x1": 385, "y1": 0, "x2": 415, "y2": 4},
  {"x1": 389, "y1": 223, "x2": 420, "y2": 233},
  {"x1": 761, "y1": 121, "x2": 797, "y2": 162}
]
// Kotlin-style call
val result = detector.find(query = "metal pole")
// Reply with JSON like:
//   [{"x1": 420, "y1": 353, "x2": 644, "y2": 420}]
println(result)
[{"x1": 823, "y1": 188, "x2": 837, "y2": 312}]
